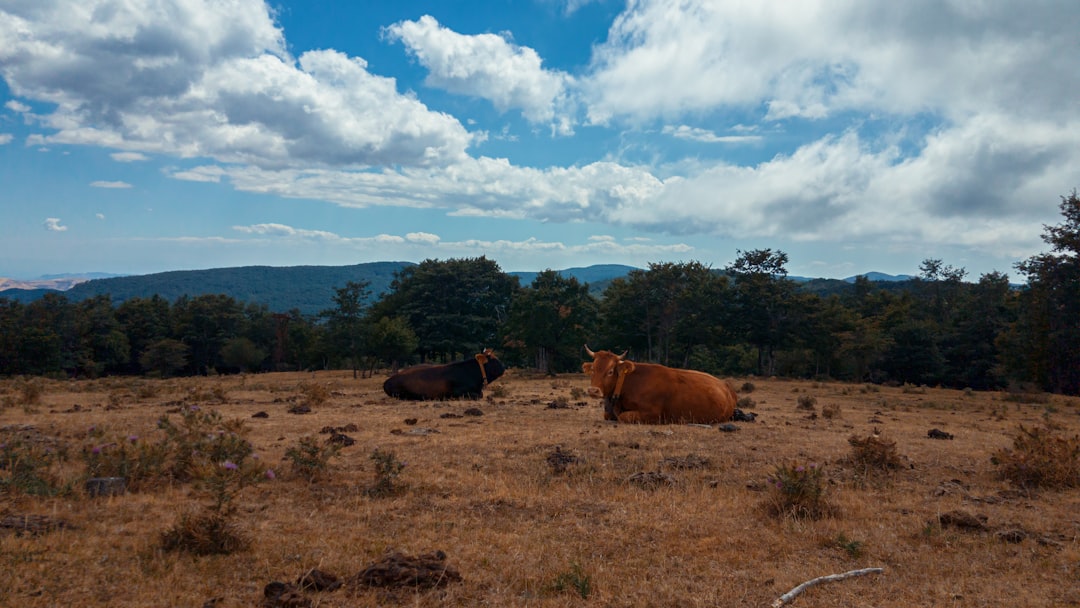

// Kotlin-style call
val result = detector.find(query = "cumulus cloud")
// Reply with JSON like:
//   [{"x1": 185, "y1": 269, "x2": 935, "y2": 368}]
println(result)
[
  {"x1": 91, "y1": 180, "x2": 133, "y2": 189},
  {"x1": 43, "y1": 217, "x2": 67, "y2": 231},
  {"x1": 96, "y1": 213, "x2": 105, "y2": 220},
  {"x1": 385, "y1": 15, "x2": 575, "y2": 134},
  {"x1": 582, "y1": 0, "x2": 1078, "y2": 124},
  {"x1": 0, "y1": 133, "x2": 11, "y2": 145},
  {"x1": 0, "y1": 0, "x2": 472, "y2": 169}
]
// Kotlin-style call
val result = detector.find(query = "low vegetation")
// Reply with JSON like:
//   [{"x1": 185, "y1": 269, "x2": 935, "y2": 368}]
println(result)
[{"x1": 1, "y1": 372, "x2": 1079, "y2": 607}]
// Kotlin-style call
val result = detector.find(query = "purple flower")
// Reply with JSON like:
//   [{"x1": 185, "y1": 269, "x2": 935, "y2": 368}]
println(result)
[
  {"x1": 251, "y1": 453, "x2": 260, "y2": 460},
  {"x1": 128, "y1": 435, "x2": 139, "y2": 443},
  {"x1": 189, "y1": 405, "x2": 200, "y2": 412},
  {"x1": 265, "y1": 469, "x2": 276, "y2": 480},
  {"x1": 223, "y1": 461, "x2": 238, "y2": 471},
  {"x1": 91, "y1": 445, "x2": 102, "y2": 455},
  {"x1": 795, "y1": 466, "x2": 805, "y2": 472}
]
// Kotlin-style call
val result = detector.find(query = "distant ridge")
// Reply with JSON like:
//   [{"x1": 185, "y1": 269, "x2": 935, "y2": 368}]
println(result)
[{"x1": 1, "y1": 262, "x2": 926, "y2": 314}]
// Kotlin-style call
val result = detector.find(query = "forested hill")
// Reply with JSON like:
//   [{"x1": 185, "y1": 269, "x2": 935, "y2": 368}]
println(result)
[
  {"x1": 56, "y1": 262, "x2": 414, "y2": 316},
  {"x1": 0, "y1": 262, "x2": 644, "y2": 315}
]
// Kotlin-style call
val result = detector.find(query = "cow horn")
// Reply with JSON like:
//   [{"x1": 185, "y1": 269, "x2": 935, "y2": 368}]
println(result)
[
  {"x1": 584, "y1": 344, "x2": 595, "y2": 357},
  {"x1": 617, "y1": 350, "x2": 628, "y2": 360}
]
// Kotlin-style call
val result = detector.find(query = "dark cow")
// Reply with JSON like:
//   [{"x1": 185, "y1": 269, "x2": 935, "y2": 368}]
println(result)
[
  {"x1": 383, "y1": 349, "x2": 505, "y2": 400},
  {"x1": 581, "y1": 346, "x2": 737, "y2": 424}
]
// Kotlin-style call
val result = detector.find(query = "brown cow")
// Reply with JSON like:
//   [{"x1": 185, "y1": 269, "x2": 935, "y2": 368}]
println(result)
[{"x1": 581, "y1": 346, "x2": 737, "y2": 424}]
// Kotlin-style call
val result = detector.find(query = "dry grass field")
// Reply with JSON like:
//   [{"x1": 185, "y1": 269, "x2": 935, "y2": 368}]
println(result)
[{"x1": 2, "y1": 369, "x2": 1080, "y2": 607}]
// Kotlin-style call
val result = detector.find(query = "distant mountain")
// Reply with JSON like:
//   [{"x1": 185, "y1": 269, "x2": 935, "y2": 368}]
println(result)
[
  {"x1": 13, "y1": 262, "x2": 412, "y2": 316},
  {"x1": 510, "y1": 264, "x2": 640, "y2": 291},
  {"x1": 0, "y1": 262, "x2": 929, "y2": 314},
  {"x1": 844, "y1": 272, "x2": 915, "y2": 283}
]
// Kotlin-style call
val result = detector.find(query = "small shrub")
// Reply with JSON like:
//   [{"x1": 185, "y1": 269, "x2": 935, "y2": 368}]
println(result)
[
  {"x1": 15, "y1": 377, "x2": 46, "y2": 406},
  {"x1": 991, "y1": 425, "x2": 1080, "y2": 489},
  {"x1": 847, "y1": 433, "x2": 903, "y2": 471},
  {"x1": 797, "y1": 394, "x2": 817, "y2": 410},
  {"x1": 736, "y1": 396, "x2": 756, "y2": 409},
  {"x1": 160, "y1": 507, "x2": 249, "y2": 555},
  {"x1": 765, "y1": 462, "x2": 829, "y2": 519},
  {"x1": 569, "y1": 386, "x2": 585, "y2": 400},
  {"x1": 832, "y1": 533, "x2": 864, "y2": 559},
  {"x1": 548, "y1": 562, "x2": 591, "y2": 599},
  {"x1": 82, "y1": 436, "x2": 171, "y2": 491},
  {"x1": 740, "y1": 381, "x2": 756, "y2": 393},
  {"x1": 285, "y1": 436, "x2": 341, "y2": 482},
  {"x1": 297, "y1": 382, "x2": 330, "y2": 408},
  {"x1": 366, "y1": 448, "x2": 406, "y2": 497},
  {"x1": 488, "y1": 384, "x2": 508, "y2": 399},
  {"x1": 860, "y1": 384, "x2": 880, "y2": 394},
  {"x1": 901, "y1": 383, "x2": 926, "y2": 395},
  {"x1": 0, "y1": 436, "x2": 68, "y2": 496},
  {"x1": 821, "y1": 403, "x2": 841, "y2": 419},
  {"x1": 156, "y1": 407, "x2": 256, "y2": 482}
]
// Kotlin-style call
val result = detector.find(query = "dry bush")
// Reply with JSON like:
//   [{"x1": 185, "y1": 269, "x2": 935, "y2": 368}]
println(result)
[
  {"x1": 821, "y1": 403, "x2": 842, "y2": 419},
  {"x1": 740, "y1": 381, "x2": 756, "y2": 393},
  {"x1": 297, "y1": 382, "x2": 330, "y2": 408},
  {"x1": 992, "y1": 424, "x2": 1080, "y2": 489},
  {"x1": 284, "y1": 435, "x2": 341, "y2": 482},
  {"x1": 763, "y1": 462, "x2": 831, "y2": 519},
  {"x1": 160, "y1": 507, "x2": 249, "y2": 555},
  {"x1": 796, "y1": 394, "x2": 817, "y2": 410},
  {"x1": 736, "y1": 396, "x2": 756, "y2": 409},
  {"x1": 847, "y1": 432, "x2": 904, "y2": 472}
]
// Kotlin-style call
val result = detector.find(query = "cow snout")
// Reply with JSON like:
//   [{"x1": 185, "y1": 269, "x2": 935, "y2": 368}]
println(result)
[{"x1": 587, "y1": 387, "x2": 603, "y2": 399}]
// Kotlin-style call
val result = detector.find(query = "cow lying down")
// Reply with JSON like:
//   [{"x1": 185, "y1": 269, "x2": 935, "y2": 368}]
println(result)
[
  {"x1": 383, "y1": 349, "x2": 506, "y2": 400},
  {"x1": 582, "y1": 346, "x2": 737, "y2": 424}
]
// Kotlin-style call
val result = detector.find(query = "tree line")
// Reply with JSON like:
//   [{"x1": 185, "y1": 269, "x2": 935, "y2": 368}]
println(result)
[{"x1": 2, "y1": 192, "x2": 1077, "y2": 395}]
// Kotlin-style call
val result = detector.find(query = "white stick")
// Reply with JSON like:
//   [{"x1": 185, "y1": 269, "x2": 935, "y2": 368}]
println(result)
[{"x1": 770, "y1": 567, "x2": 884, "y2": 607}]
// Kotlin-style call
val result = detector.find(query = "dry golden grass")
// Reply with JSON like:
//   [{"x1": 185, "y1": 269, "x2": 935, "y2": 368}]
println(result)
[{"x1": 2, "y1": 371, "x2": 1080, "y2": 607}]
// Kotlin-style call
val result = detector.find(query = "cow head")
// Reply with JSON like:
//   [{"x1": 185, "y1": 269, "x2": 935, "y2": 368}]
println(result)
[
  {"x1": 582, "y1": 345, "x2": 634, "y2": 400},
  {"x1": 475, "y1": 348, "x2": 506, "y2": 384}
]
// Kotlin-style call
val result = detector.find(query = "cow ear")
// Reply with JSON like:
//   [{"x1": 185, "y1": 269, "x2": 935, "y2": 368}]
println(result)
[
  {"x1": 582, "y1": 362, "x2": 593, "y2": 374},
  {"x1": 475, "y1": 353, "x2": 489, "y2": 365},
  {"x1": 617, "y1": 360, "x2": 636, "y2": 375}
]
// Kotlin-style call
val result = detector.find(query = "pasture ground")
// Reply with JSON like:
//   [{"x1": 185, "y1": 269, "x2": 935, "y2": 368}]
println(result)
[{"x1": 2, "y1": 370, "x2": 1080, "y2": 607}]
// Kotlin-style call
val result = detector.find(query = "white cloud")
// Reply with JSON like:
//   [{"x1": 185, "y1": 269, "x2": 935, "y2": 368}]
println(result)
[
  {"x1": 90, "y1": 181, "x2": 132, "y2": 189},
  {"x1": 662, "y1": 125, "x2": 762, "y2": 144},
  {"x1": 385, "y1": 15, "x2": 575, "y2": 133},
  {"x1": 0, "y1": 0, "x2": 472, "y2": 169},
  {"x1": 0, "y1": 133, "x2": 11, "y2": 145},
  {"x1": 43, "y1": 217, "x2": 67, "y2": 231},
  {"x1": 406, "y1": 232, "x2": 441, "y2": 244},
  {"x1": 96, "y1": 213, "x2": 105, "y2": 220},
  {"x1": 111, "y1": 152, "x2": 148, "y2": 162},
  {"x1": 4, "y1": 100, "x2": 29, "y2": 113},
  {"x1": 583, "y1": 0, "x2": 1078, "y2": 124}
]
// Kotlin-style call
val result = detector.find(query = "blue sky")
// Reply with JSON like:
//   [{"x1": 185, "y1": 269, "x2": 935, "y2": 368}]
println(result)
[{"x1": 2, "y1": 0, "x2": 1078, "y2": 281}]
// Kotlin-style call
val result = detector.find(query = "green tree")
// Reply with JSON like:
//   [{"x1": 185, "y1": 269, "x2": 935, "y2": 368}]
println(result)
[
  {"x1": 1010, "y1": 191, "x2": 1080, "y2": 394},
  {"x1": 506, "y1": 270, "x2": 599, "y2": 374},
  {"x1": 322, "y1": 280, "x2": 371, "y2": 378},
  {"x1": 172, "y1": 294, "x2": 244, "y2": 375},
  {"x1": 219, "y1": 337, "x2": 266, "y2": 373},
  {"x1": 75, "y1": 295, "x2": 129, "y2": 377},
  {"x1": 726, "y1": 249, "x2": 796, "y2": 376},
  {"x1": 598, "y1": 262, "x2": 729, "y2": 367},
  {"x1": 372, "y1": 257, "x2": 517, "y2": 361},
  {"x1": 366, "y1": 316, "x2": 419, "y2": 372},
  {"x1": 139, "y1": 338, "x2": 190, "y2": 378},
  {"x1": 115, "y1": 295, "x2": 172, "y2": 374}
]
